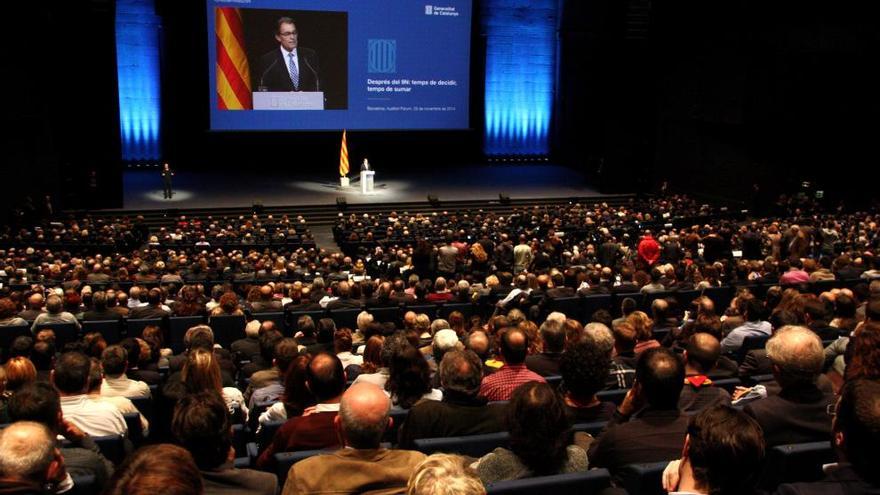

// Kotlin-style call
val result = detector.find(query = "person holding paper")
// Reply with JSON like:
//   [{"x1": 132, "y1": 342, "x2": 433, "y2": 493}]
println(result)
[{"x1": 257, "y1": 17, "x2": 321, "y2": 92}]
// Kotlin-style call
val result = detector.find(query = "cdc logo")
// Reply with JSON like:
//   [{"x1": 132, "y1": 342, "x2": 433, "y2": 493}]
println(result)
[{"x1": 368, "y1": 39, "x2": 397, "y2": 74}]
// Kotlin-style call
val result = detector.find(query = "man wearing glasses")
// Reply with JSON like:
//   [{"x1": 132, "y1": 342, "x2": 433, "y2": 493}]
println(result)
[{"x1": 257, "y1": 17, "x2": 321, "y2": 92}]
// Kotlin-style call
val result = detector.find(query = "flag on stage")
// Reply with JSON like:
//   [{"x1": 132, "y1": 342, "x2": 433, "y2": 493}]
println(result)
[
  {"x1": 215, "y1": 8, "x2": 252, "y2": 110},
  {"x1": 339, "y1": 130, "x2": 350, "y2": 177}
]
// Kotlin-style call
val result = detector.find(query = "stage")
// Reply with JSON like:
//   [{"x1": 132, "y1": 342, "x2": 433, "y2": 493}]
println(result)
[{"x1": 121, "y1": 164, "x2": 607, "y2": 210}]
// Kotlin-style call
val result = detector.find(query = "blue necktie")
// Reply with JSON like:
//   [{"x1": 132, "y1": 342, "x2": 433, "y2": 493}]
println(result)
[{"x1": 288, "y1": 53, "x2": 299, "y2": 90}]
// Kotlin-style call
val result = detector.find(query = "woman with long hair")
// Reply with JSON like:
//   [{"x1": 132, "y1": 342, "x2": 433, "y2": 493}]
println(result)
[
  {"x1": 473, "y1": 382, "x2": 587, "y2": 482},
  {"x1": 385, "y1": 345, "x2": 442, "y2": 409},
  {"x1": 181, "y1": 348, "x2": 247, "y2": 421}
]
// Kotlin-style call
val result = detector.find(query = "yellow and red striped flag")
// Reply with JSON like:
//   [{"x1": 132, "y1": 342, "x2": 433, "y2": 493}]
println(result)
[
  {"x1": 215, "y1": 8, "x2": 252, "y2": 110},
  {"x1": 339, "y1": 130, "x2": 350, "y2": 177}
]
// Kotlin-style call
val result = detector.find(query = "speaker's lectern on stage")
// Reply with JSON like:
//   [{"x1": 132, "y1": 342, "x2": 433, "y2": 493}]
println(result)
[{"x1": 361, "y1": 170, "x2": 375, "y2": 194}]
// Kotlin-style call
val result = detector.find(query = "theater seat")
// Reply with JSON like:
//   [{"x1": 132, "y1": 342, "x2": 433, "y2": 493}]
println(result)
[
  {"x1": 92, "y1": 434, "x2": 126, "y2": 464},
  {"x1": 485, "y1": 468, "x2": 612, "y2": 495},
  {"x1": 69, "y1": 473, "x2": 97, "y2": 495},
  {"x1": 596, "y1": 389, "x2": 628, "y2": 405},
  {"x1": 413, "y1": 431, "x2": 510, "y2": 457},
  {"x1": 617, "y1": 461, "x2": 668, "y2": 495},
  {"x1": 572, "y1": 421, "x2": 608, "y2": 437},
  {"x1": 122, "y1": 412, "x2": 144, "y2": 446},
  {"x1": 760, "y1": 441, "x2": 835, "y2": 489}
]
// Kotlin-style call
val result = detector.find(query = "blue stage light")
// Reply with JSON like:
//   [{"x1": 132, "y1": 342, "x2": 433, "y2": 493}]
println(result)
[
  {"x1": 481, "y1": 0, "x2": 558, "y2": 156},
  {"x1": 116, "y1": 0, "x2": 162, "y2": 161}
]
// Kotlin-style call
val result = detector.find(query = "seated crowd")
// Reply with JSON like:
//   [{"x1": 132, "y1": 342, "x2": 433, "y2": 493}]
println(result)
[{"x1": 0, "y1": 194, "x2": 878, "y2": 494}]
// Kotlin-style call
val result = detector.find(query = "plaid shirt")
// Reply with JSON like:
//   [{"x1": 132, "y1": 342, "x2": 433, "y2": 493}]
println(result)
[{"x1": 479, "y1": 364, "x2": 546, "y2": 401}]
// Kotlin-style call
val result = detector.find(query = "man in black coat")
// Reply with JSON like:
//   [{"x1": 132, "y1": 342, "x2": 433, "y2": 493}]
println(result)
[
  {"x1": 398, "y1": 350, "x2": 506, "y2": 449},
  {"x1": 588, "y1": 348, "x2": 689, "y2": 476},
  {"x1": 743, "y1": 325, "x2": 835, "y2": 447}
]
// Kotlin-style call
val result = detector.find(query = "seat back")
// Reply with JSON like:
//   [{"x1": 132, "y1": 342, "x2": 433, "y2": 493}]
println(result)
[
  {"x1": 581, "y1": 295, "x2": 613, "y2": 323},
  {"x1": 126, "y1": 318, "x2": 164, "y2": 340},
  {"x1": 0, "y1": 324, "x2": 33, "y2": 360},
  {"x1": 572, "y1": 421, "x2": 608, "y2": 437},
  {"x1": 596, "y1": 388, "x2": 629, "y2": 405},
  {"x1": 761, "y1": 441, "x2": 835, "y2": 489},
  {"x1": 81, "y1": 320, "x2": 123, "y2": 344},
  {"x1": 329, "y1": 308, "x2": 362, "y2": 330},
  {"x1": 208, "y1": 315, "x2": 247, "y2": 348},
  {"x1": 413, "y1": 431, "x2": 510, "y2": 457},
  {"x1": 168, "y1": 316, "x2": 206, "y2": 353},
  {"x1": 486, "y1": 468, "x2": 612, "y2": 495},
  {"x1": 368, "y1": 306, "x2": 401, "y2": 326},
  {"x1": 550, "y1": 297, "x2": 582, "y2": 322},
  {"x1": 123, "y1": 412, "x2": 144, "y2": 446},
  {"x1": 438, "y1": 302, "x2": 475, "y2": 321},
  {"x1": 617, "y1": 462, "x2": 668, "y2": 495},
  {"x1": 129, "y1": 396, "x2": 153, "y2": 422},
  {"x1": 92, "y1": 434, "x2": 126, "y2": 464},
  {"x1": 33, "y1": 322, "x2": 79, "y2": 349}
]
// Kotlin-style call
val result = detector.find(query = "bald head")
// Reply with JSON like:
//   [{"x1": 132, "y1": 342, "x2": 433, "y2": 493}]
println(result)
[
  {"x1": 766, "y1": 325, "x2": 823, "y2": 388},
  {"x1": 338, "y1": 383, "x2": 391, "y2": 448},
  {"x1": 500, "y1": 328, "x2": 528, "y2": 365},
  {"x1": 685, "y1": 333, "x2": 721, "y2": 373},
  {"x1": 0, "y1": 421, "x2": 58, "y2": 484},
  {"x1": 27, "y1": 293, "x2": 43, "y2": 310},
  {"x1": 467, "y1": 331, "x2": 489, "y2": 359}
]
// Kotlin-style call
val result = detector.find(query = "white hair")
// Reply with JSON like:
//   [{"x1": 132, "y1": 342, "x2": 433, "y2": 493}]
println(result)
[
  {"x1": 357, "y1": 311, "x2": 374, "y2": 330},
  {"x1": 0, "y1": 422, "x2": 55, "y2": 482}
]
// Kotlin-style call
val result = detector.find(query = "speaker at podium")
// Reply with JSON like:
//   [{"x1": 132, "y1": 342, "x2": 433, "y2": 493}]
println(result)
[{"x1": 360, "y1": 158, "x2": 375, "y2": 194}]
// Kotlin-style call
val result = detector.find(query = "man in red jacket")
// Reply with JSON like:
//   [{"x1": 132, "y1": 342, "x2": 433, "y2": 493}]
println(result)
[{"x1": 638, "y1": 231, "x2": 661, "y2": 267}]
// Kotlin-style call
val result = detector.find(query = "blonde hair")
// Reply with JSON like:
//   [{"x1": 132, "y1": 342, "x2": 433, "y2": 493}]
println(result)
[
  {"x1": 181, "y1": 348, "x2": 222, "y2": 394},
  {"x1": 625, "y1": 311, "x2": 654, "y2": 341},
  {"x1": 407, "y1": 454, "x2": 486, "y2": 495}
]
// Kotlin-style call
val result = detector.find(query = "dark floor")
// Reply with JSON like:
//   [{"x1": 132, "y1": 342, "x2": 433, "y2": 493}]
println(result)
[{"x1": 121, "y1": 164, "x2": 604, "y2": 210}]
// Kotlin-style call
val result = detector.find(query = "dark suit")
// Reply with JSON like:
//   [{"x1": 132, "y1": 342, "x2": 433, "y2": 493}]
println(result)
[
  {"x1": 774, "y1": 464, "x2": 880, "y2": 495},
  {"x1": 744, "y1": 384, "x2": 835, "y2": 447},
  {"x1": 587, "y1": 408, "x2": 689, "y2": 474},
  {"x1": 256, "y1": 47, "x2": 320, "y2": 92},
  {"x1": 524, "y1": 352, "x2": 563, "y2": 377},
  {"x1": 397, "y1": 393, "x2": 507, "y2": 450}
]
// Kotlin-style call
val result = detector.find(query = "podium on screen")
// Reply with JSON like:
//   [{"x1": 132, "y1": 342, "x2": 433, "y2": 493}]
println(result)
[{"x1": 252, "y1": 92, "x2": 325, "y2": 110}]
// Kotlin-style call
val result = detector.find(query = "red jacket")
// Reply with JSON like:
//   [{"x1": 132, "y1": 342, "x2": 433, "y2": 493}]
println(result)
[{"x1": 638, "y1": 235, "x2": 661, "y2": 265}]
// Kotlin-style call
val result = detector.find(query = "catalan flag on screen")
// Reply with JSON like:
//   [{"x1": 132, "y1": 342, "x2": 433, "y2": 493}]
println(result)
[
  {"x1": 215, "y1": 8, "x2": 252, "y2": 110},
  {"x1": 339, "y1": 130, "x2": 350, "y2": 177}
]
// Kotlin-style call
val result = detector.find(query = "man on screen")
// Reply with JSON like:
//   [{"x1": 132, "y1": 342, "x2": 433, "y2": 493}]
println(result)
[{"x1": 257, "y1": 17, "x2": 321, "y2": 93}]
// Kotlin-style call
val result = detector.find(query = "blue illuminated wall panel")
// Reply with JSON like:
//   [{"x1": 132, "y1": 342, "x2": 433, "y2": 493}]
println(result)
[
  {"x1": 482, "y1": 0, "x2": 558, "y2": 156},
  {"x1": 116, "y1": 0, "x2": 161, "y2": 161}
]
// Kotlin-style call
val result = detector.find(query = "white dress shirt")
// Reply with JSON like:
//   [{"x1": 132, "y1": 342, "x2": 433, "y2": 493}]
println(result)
[
  {"x1": 101, "y1": 375, "x2": 151, "y2": 399},
  {"x1": 60, "y1": 394, "x2": 127, "y2": 437}
]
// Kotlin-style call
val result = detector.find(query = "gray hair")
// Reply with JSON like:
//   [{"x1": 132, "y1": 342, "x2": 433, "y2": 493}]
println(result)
[
  {"x1": 766, "y1": 325, "x2": 823, "y2": 387},
  {"x1": 0, "y1": 421, "x2": 55, "y2": 482},
  {"x1": 584, "y1": 322, "x2": 614, "y2": 355}
]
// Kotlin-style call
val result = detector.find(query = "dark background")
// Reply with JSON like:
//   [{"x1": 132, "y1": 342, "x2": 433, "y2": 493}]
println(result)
[
  {"x1": 240, "y1": 9, "x2": 348, "y2": 109},
  {"x1": 3, "y1": 0, "x2": 878, "y2": 213}
]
